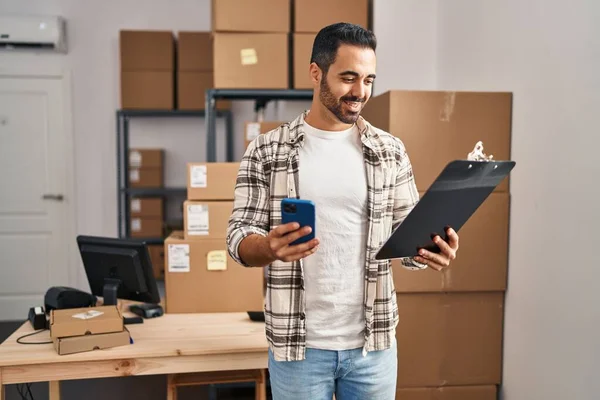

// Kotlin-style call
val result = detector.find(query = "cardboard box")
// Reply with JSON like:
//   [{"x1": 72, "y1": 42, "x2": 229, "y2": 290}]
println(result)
[
  {"x1": 184, "y1": 201, "x2": 233, "y2": 240},
  {"x1": 148, "y1": 244, "x2": 165, "y2": 280},
  {"x1": 50, "y1": 306, "x2": 124, "y2": 339},
  {"x1": 244, "y1": 121, "x2": 286, "y2": 148},
  {"x1": 129, "y1": 149, "x2": 163, "y2": 169},
  {"x1": 121, "y1": 71, "x2": 174, "y2": 110},
  {"x1": 396, "y1": 292, "x2": 503, "y2": 387},
  {"x1": 213, "y1": 33, "x2": 288, "y2": 89},
  {"x1": 164, "y1": 232, "x2": 264, "y2": 313},
  {"x1": 129, "y1": 167, "x2": 163, "y2": 188},
  {"x1": 130, "y1": 217, "x2": 163, "y2": 238},
  {"x1": 54, "y1": 329, "x2": 131, "y2": 356},
  {"x1": 360, "y1": 91, "x2": 512, "y2": 192},
  {"x1": 120, "y1": 30, "x2": 174, "y2": 71},
  {"x1": 396, "y1": 385, "x2": 497, "y2": 400},
  {"x1": 293, "y1": 33, "x2": 316, "y2": 89},
  {"x1": 212, "y1": 0, "x2": 290, "y2": 33},
  {"x1": 178, "y1": 31, "x2": 213, "y2": 71},
  {"x1": 294, "y1": 0, "x2": 369, "y2": 33},
  {"x1": 130, "y1": 198, "x2": 163, "y2": 219},
  {"x1": 187, "y1": 162, "x2": 239, "y2": 201},
  {"x1": 391, "y1": 192, "x2": 509, "y2": 292},
  {"x1": 177, "y1": 71, "x2": 231, "y2": 110}
]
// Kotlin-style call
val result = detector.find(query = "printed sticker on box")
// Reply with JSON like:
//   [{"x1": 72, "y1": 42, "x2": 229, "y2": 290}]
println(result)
[
  {"x1": 130, "y1": 169, "x2": 140, "y2": 182},
  {"x1": 207, "y1": 250, "x2": 227, "y2": 271},
  {"x1": 131, "y1": 199, "x2": 141, "y2": 213},
  {"x1": 131, "y1": 218, "x2": 141, "y2": 232},
  {"x1": 190, "y1": 165, "x2": 207, "y2": 188},
  {"x1": 72, "y1": 310, "x2": 104, "y2": 320},
  {"x1": 129, "y1": 151, "x2": 142, "y2": 167},
  {"x1": 240, "y1": 48, "x2": 258, "y2": 65},
  {"x1": 187, "y1": 204, "x2": 209, "y2": 235},
  {"x1": 168, "y1": 244, "x2": 190, "y2": 273}
]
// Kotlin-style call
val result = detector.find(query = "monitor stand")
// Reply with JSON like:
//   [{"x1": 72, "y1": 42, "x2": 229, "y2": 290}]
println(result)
[
  {"x1": 102, "y1": 278, "x2": 120, "y2": 306},
  {"x1": 102, "y1": 278, "x2": 143, "y2": 325}
]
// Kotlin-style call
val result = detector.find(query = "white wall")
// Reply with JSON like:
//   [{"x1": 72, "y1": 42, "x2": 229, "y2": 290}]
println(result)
[
  {"x1": 437, "y1": 1, "x2": 600, "y2": 399},
  {"x1": 373, "y1": 0, "x2": 437, "y2": 93}
]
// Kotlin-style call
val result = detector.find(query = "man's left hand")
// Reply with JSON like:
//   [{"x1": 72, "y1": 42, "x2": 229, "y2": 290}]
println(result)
[{"x1": 413, "y1": 227, "x2": 459, "y2": 271}]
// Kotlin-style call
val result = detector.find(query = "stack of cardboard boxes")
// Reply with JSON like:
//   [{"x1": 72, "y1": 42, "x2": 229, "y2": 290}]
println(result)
[
  {"x1": 50, "y1": 306, "x2": 131, "y2": 356},
  {"x1": 292, "y1": 0, "x2": 369, "y2": 88},
  {"x1": 177, "y1": 31, "x2": 230, "y2": 110},
  {"x1": 212, "y1": 0, "x2": 289, "y2": 89},
  {"x1": 361, "y1": 90, "x2": 512, "y2": 400},
  {"x1": 163, "y1": 162, "x2": 264, "y2": 313},
  {"x1": 120, "y1": 30, "x2": 175, "y2": 109},
  {"x1": 127, "y1": 148, "x2": 166, "y2": 279}
]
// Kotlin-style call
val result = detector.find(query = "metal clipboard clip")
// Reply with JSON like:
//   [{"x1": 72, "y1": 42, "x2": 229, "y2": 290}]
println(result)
[{"x1": 467, "y1": 141, "x2": 494, "y2": 162}]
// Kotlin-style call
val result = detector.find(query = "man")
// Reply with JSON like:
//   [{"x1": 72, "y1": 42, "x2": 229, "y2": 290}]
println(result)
[{"x1": 227, "y1": 22, "x2": 459, "y2": 400}]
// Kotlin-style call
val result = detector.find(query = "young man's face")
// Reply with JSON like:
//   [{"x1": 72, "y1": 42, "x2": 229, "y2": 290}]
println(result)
[{"x1": 317, "y1": 44, "x2": 376, "y2": 124}]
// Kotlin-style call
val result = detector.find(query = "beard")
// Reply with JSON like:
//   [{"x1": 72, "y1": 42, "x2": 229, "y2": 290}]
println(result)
[{"x1": 319, "y1": 74, "x2": 367, "y2": 124}]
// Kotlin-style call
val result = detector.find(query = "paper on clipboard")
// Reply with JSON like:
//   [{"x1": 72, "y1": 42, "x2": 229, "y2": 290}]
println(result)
[{"x1": 375, "y1": 142, "x2": 515, "y2": 261}]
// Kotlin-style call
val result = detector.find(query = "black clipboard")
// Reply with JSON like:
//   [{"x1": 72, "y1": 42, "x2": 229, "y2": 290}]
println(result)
[{"x1": 374, "y1": 160, "x2": 516, "y2": 260}]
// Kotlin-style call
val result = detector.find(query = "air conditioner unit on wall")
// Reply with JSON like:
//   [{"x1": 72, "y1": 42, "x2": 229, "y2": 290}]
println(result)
[{"x1": 0, "y1": 15, "x2": 67, "y2": 53}]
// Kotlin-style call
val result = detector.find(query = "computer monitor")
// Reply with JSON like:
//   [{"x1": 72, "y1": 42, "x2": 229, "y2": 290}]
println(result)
[{"x1": 76, "y1": 235, "x2": 161, "y2": 306}]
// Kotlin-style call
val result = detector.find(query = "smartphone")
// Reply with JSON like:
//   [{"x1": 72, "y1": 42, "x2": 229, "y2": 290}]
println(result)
[{"x1": 281, "y1": 198, "x2": 316, "y2": 246}]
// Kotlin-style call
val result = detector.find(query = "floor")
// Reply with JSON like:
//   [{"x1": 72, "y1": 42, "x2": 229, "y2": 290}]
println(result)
[{"x1": 0, "y1": 320, "x2": 264, "y2": 400}]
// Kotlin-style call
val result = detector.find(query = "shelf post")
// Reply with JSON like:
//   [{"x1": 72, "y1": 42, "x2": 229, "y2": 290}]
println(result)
[{"x1": 205, "y1": 89, "x2": 217, "y2": 162}]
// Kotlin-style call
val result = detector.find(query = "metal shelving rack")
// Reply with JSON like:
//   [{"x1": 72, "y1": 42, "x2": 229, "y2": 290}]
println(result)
[
  {"x1": 205, "y1": 89, "x2": 314, "y2": 162},
  {"x1": 116, "y1": 108, "x2": 233, "y2": 242}
]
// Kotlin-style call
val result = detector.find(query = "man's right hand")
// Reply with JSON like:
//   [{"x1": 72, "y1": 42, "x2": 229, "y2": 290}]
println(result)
[
  {"x1": 265, "y1": 222, "x2": 319, "y2": 263},
  {"x1": 238, "y1": 222, "x2": 319, "y2": 267}
]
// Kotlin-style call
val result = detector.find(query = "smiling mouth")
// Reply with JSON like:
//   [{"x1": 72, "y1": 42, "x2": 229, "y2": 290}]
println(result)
[{"x1": 344, "y1": 100, "x2": 362, "y2": 111}]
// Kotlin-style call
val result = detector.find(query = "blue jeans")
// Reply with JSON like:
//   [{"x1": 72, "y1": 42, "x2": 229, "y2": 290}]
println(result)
[{"x1": 268, "y1": 340, "x2": 397, "y2": 400}]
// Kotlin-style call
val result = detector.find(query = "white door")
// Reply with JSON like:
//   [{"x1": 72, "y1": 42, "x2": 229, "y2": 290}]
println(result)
[{"x1": 0, "y1": 76, "x2": 72, "y2": 321}]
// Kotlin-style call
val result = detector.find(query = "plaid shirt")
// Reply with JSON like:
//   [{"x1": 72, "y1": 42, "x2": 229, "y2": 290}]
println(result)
[{"x1": 226, "y1": 111, "x2": 422, "y2": 362}]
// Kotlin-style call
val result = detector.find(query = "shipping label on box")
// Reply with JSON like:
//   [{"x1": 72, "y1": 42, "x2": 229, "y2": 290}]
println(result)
[
  {"x1": 187, "y1": 204, "x2": 209, "y2": 235},
  {"x1": 190, "y1": 165, "x2": 207, "y2": 188},
  {"x1": 187, "y1": 163, "x2": 239, "y2": 201},
  {"x1": 168, "y1": 244, "x2": 190, "y2": 273}
]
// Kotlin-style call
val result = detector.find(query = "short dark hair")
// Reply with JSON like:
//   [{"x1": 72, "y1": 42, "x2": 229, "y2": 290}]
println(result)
[{"x1": 310, "y1": 22, "x2": 377, "y2": 74}]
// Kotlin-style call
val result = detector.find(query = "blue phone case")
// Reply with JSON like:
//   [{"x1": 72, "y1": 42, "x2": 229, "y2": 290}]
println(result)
[{"x1": 281, "y1": 198, "x2": 316, "y2": 245}]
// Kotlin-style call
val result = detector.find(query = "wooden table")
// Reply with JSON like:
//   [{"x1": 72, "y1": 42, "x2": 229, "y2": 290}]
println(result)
[{"x1": 0, "y1": 313, "x2": 269, "y2": 400}]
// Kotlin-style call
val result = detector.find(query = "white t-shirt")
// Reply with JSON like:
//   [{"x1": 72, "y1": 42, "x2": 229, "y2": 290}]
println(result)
[{"x1": 299, "y1": 121, "x2": 368, "y2": 350}]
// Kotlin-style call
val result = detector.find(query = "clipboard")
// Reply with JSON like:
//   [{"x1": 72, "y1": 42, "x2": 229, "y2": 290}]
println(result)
[{"x1": 374, "y1": 159, "x2": 516, "y2": 260}]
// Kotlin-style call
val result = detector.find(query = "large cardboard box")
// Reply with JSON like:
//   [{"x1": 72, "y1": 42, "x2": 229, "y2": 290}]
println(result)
[
  {"x1": 50, "y1": 306, "x2": 124, "y2": 339},
  {"x1": 119, "y1": 30, "x2": 174, "y2": 71},
  {"x1": 212, "y1": 0, "x2": 290, "y2": 33},
  {"x1": 213, "y1": 33, "x2": 288, "y2": 89},
  {"x1": 244, "y1": 121, "x2": 286, "y2": 148},
  {"x1": 177, "y1": 31, "x2": 213, "y2": 71},
  {"x1": 120, "y1": 71, "x2": 174, "y2": 110},
  {"x1": 294, "y1": 0, "x2": 369, "y2": 33},
  {"x1": 164, "y1": 232, "x2": 264, "y2": 313},
  {"x1": 392, "y1": 192, "x2": 509, "y2": 292},
  {"x1": 360, "y1": 91, "x2": 513, "y2": 192},
  {"x1": 293, "y1": 33, "x2": 317, "y2": 89},
  {"x1": 177, "y1": 71, "x2": 230, "y2": 110},
  {"x1": 396, "y1": 385, "x2": 497, "y2": 400},
  {"x1": 184, "y1": 201, "x2": 233, "y2": 240},
  {"x1": 130, "y1": 198, "x2": 163, "y2": 219},
  {"x1": 187, "y1": 162, "x2": 239, "y2": 201},
  {"x1": 396, "y1": 292, "x2": 503, "y2": 387}
]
